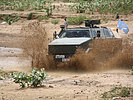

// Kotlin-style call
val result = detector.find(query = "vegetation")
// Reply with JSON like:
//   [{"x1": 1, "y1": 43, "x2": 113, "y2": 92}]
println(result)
[
  {"x1": 0, "y1": 0, "x2": 47, "y2": 11},
  {"x1": 51, "y1": 19, "x2": 59, "y2": 25},
  {"x1": 11, "y1": 68, "x2": 48, "y2": 88},
  {"x1": 69, "y1": 1, "x2": 88, "y2": 13},
  {"x1": 0, "y1": 14, "x2": 19, "y2": 25},
  {"x1": 45, "y1": 4, "x2": 55, "y2": 16},
  {"x1": 131, "y1": 66, "x2": 133, "y2": 74},
  {"x1": 37, "y1": 16, "x2": 49, "y2": 21},
  {"x1": 101, "y1": 86, "x2": 132, "y2": 99},
  {"x1": 0, "y1": 0, "x2": 55, "y2": 16},
  {"x1": 0, "y1": 69, "x2": 11, "y2": 80},
  {"x1": 69, "y1": 0, "x2": 133, "y2": 15},
  {"x1": 27, "y1": 13, "x2": 33, "y2": 20},
  {"x1": 0, "y1": 0, "x2": 132, "y2": 15},
  {"x1": 67, "y1": 15, "x2": 86, "y2": 25}
]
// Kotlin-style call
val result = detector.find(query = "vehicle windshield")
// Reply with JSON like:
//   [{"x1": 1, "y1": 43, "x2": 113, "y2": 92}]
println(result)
[{"x1": 60, "y1": 30, "x2": 90, "y2": 38}]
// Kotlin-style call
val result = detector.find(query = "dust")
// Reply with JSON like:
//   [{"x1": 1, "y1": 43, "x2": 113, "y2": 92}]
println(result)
[
  {"x1": 105, "y1": 35, "x2": 133, "y2": 69},
  {"x1": 58, "y1": 37, "x2": 133, "y2": 71}
]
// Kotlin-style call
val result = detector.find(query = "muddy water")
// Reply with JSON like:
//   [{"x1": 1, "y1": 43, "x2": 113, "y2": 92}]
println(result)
[
  {"x1": 0, "y1": 57, "x2": 31, "y2": 68},
  {"x1": 0, "y1": 47, "x2": 31, "y2": 68}
]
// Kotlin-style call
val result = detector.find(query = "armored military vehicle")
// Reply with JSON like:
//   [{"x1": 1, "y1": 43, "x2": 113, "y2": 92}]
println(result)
[{"x1": 48, "y1": 20, "x2": 121, "y2": 62}]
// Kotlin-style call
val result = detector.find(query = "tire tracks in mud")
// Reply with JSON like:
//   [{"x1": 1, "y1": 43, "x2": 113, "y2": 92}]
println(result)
[{"x1": 46, "y1": 75, "x2": 100, "y2": 87}]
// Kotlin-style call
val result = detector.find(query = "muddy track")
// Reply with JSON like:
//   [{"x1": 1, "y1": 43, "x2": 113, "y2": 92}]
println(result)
[{"x1": 0, "y1": 70, "x2": 133, "y2": 100}]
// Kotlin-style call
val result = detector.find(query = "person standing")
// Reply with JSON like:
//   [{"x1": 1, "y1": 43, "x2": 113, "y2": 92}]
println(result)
[{"x1": 64, "y1": 18, "x2": 68, "y2": 29}]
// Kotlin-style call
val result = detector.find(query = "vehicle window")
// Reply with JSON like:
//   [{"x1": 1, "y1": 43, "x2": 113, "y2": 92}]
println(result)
[
  {"x1": 60, "y1": 30, "x2": 90, "y2": 38},
  {"x1": 104, "y1": 29, "x2": 111, "y2": 38},
  {"x1": 109, "y1": 29, "x2": 115, "y2": 37},
  {"x1": 92, "y1": 30, "x2": 97, "y2": 37}
]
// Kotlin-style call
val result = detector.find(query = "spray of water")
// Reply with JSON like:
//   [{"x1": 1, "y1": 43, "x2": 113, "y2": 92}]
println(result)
[{"x1": 21, "y1": 21, "x2": 133, "y2": 71}]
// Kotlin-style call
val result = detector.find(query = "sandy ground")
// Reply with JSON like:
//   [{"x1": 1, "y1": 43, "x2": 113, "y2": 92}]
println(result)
[
  {"x1": 0, "y1": 3, "x2": 133, "y2": 100},
  {"x1": 0, "y1": 69, "x2": 133, "y2": 100}
]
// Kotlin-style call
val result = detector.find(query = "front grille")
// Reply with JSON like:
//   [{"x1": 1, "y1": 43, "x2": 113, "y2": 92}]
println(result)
[{"x1": 48, "y1": 45, "x2": 77, "y2": 55}]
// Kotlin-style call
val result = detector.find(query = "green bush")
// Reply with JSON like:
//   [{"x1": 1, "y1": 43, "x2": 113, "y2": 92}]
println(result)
[
  {"x1": 37, "y1": 16, "x2": 49, "y2": 21},
  {"x1": 101, "y1": 86, "x2": 132, "y2": 99},
  {"x1": 51, "y1": 19, "x2": 59, "y2": 25},
  {"x1": 3, "y1": 15, "x2": 20, "y2": 25},
  {"x1": 69, "y1": 0, "x2": 133, "y2": 15},
  {"x1": 69, "y1": 1, "x2": 88, "y2": 13},
  {"x1": 0, "y1": 0, "x2": 55, "y2": 16},
  {"x1": 67, "y1": 15, "x2": 86, "y2": 25},
  {"x1": 0, "y1": 0, "x2": 47, "y2": 11},
  {"x1": 27, "y1": 13, "x2": 33, "y2": 20},
  {"x1": 0, "y1": 69, "x2": 11, "y2": 80},
  {"x1": 11, "y1": 68, "x2": 48, "y2": 88},
  {"x1": 45, "y1": 5, "x2": 55, "y2": 16}
]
